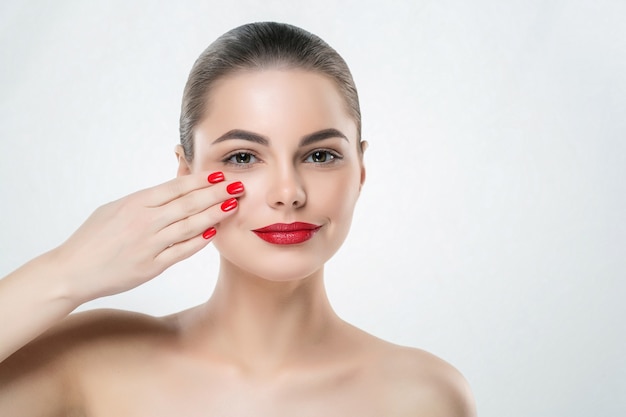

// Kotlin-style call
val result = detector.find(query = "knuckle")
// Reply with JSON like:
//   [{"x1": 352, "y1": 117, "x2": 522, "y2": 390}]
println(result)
[
  {"x1": 202, "y1": 204, "x2": 229, "y2": 225},
  {"x1": 179, "y1": 189, "x2": 208, "y2": 217},
  {"x1": 167, "y1": 179, "x2": 186, "y2": 199},
  {"x1": 176, "y1": 217, "x2": 195, "y2": 238}
]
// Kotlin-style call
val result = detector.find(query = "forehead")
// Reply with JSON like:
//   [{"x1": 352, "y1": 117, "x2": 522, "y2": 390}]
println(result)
[{"x1": 195, "y1": 69, "x2": 357, "y2": 144}]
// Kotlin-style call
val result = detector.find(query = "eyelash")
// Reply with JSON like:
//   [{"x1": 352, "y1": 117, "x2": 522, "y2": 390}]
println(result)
[
  {"x1": 222, "y1": 150, "x2": 259, "y2": 168},
  {"x1": 222, "y1": 149, "x2": 343, "y2": 168},
  {"x1": 304, "y1": 149, "x2": 342, "y2": 164}
]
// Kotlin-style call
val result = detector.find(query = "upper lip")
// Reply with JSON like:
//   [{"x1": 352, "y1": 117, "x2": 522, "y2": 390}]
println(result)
[{"x1": 252, "y1": 222, "x2": 321, "y2": 232}]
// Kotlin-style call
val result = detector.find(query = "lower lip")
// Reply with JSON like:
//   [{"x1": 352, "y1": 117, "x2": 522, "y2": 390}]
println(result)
[{"x1": 253, "y1": 228, "x2": 321, "y2": 245}]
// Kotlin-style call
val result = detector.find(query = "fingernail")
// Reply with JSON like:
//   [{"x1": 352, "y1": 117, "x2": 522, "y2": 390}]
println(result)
[
  {"x1": 208, "y1": 171, "x2": 225, "y2": 184},
  {"x1": 221, "y1": 198, "x2": 238, "y2": 212},
  {"x1": 226, "y1": 181, "x2": 244, "y2": 195},
  {"x1": 202, "y1": 227, "x2": 217, "y2": 239}
]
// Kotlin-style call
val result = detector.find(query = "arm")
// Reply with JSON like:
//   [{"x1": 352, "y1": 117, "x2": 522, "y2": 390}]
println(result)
[
  {"x1": 0, "y1": 250, "x2": 82, "y2": 364},
  {"x1": 0, "y1": 253, "x2": 82, "y2": 417},
  {"x1": 0, "y1": 171, "x2": 243, "y2": 414}
]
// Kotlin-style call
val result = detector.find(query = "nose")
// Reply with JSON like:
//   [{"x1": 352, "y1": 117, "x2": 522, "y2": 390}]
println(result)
[{"x1": 267, "y1": 165, "x2": 306, "y2": 209}]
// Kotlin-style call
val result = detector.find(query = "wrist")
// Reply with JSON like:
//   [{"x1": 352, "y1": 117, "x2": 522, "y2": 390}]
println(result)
[{"x1": 39, "y1": 246, "x2": 93, "y2": 308}]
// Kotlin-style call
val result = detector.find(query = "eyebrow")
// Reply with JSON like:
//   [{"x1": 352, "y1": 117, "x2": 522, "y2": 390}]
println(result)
[{"x1": 211, "y1": 128, "x2": 348, "y2": 147}]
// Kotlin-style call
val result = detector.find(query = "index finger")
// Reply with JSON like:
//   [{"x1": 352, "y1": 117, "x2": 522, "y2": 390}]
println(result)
[{"x1": 142, "y1": 171, "x2": 222, "y2": 208}]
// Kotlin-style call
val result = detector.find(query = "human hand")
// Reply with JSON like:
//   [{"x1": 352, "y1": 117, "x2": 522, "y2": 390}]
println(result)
[{"x1": 51, "y1": 171, "x2": 243, "y2": 302}]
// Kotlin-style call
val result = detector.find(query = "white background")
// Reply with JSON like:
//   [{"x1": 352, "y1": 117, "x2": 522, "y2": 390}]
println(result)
[{"x1": 1, "y1": 1, "x2": 624, "y2": 416}]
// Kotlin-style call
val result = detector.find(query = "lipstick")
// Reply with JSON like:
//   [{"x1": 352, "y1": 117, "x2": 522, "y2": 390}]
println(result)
[{"x1": 252, "y1": 222, "x2": 322, "y2": 245}]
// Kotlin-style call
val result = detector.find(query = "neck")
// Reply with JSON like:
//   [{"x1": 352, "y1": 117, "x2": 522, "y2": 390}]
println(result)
[{"x1": 184, "y1": 257, "x2": 340, "y2": 374}]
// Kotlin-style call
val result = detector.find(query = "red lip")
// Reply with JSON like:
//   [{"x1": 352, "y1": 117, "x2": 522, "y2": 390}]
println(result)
[{"x1": 252, "y1": 222, "x2": 322, "y2": 245}]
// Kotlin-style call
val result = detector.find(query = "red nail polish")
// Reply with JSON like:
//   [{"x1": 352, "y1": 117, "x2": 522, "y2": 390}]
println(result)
[
  {"x1": 202, "y1": 227, "x2": 217, "y2": 239},
  {"x1": 226, "y1": 181, "x2": 244, "y2": 195},
  {"x1": 221, "y1": 198, "x2": 238, "y2": 212},
  {"x1": 208, "y1": 171, "x2": 225, "y2": 184}
]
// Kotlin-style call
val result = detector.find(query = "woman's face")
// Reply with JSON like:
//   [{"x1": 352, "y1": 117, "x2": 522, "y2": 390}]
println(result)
[{"x1": 180, "y1": 69, "x2": 365, "y2": 282}]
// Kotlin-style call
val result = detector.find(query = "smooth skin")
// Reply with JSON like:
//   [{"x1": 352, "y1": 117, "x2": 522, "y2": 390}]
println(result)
[{"x1": 0, "y1": 69, "x2": 476, "y2": 416}]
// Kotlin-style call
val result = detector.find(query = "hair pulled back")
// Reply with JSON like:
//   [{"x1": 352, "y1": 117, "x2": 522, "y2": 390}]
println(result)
[{"x1": 179, "y1": 22, "x2": 361, "y2": 161}]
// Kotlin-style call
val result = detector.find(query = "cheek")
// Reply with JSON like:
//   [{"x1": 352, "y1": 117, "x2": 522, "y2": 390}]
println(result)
[
  {"x1": 206, "y1": 165, "x2": 360, "y2": 230},
  {"x1": 306, "y1": 170, "x2": 361, "y2": 219},
  {"x1": 213, "y1": 169, "x2": 270, "y2": 234},
  {"x1": 232, "y1": 172, "x2": 269, "y2": 217}
]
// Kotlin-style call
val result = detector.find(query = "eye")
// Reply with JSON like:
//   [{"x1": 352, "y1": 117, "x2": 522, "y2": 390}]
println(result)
[
  {"x1": 224, "y1": 152, "x2": 258, "y2": 166},
  {"x1": 305, "y1": 150, "x2": 340, "y2": 164}
]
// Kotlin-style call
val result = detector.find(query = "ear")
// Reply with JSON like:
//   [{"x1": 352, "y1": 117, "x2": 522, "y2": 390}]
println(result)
[
  {"x1": 359, "y1": 140, "x2": 368, "y2": 191},
  {"x1": 174, "y1": 144, "x2": 192, "y2": 177}
]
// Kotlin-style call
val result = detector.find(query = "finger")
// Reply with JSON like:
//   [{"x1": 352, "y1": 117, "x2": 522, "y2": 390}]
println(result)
[
  {"x1": 152, "y1": 180, "x2": 244, "y2": 232},
  {"x1": 155, "y1": 196, "x2": 239, "y2": 247},
  {"x1": 154, "y1": 231, "x2": 215, "y2": 271},
  {"x1": 142, "y1": 171, "x2": 225, "y2": 208}
]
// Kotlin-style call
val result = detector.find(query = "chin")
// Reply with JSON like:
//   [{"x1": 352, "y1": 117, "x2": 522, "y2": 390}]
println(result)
[
  {"x1": 215, "y1": 235, "x2": 339, "y2": 283},
  {"x1": 214, "y1": 220, "x2": 352, "y2": 283},
  {"x1": 256, "y1": 267, "x2": 324, "y2": 283},
  {"x1": 219, "y1": 248, "x2": 329, "y2": 283}
]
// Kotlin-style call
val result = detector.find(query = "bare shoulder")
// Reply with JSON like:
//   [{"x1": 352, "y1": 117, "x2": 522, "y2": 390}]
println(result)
[
  {"x1": 19, "y1": 308, "x2": 177, "y2": 359},
  {"x1": 371, "y1": 341, "x2": 476, "y2": 417},
  {"x1": 0, "y1": 309, "x2": 176, "y2": 416},
  {"x1": 1, "y1": 307, "x2": 177, "y2": 375},
  {"x1": 340, "y1": 325, "x2": 476, "y2": 417},
  {"x1": 54, "y1": 308, "x2": 176, "y2": 342}
]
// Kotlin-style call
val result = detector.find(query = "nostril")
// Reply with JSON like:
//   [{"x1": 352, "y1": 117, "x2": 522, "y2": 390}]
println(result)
[{"x1": 267, "y1": 173, "x2": 306, "y2": 209}]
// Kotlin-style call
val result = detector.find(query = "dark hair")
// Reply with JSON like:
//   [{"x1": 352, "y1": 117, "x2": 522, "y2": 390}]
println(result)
[{"x1": 179, "y1": 22, "x2": 361, "y2": 162}]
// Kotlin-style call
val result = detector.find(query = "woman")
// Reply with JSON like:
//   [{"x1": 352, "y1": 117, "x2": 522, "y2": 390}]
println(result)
[{"x1": 0, "y1": 22, "x2": 475, "y2": 416}]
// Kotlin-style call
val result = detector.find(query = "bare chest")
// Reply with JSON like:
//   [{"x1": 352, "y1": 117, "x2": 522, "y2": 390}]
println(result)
[{"x1": 79, "y1": 359, "x2": 391, "y2": 417}]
